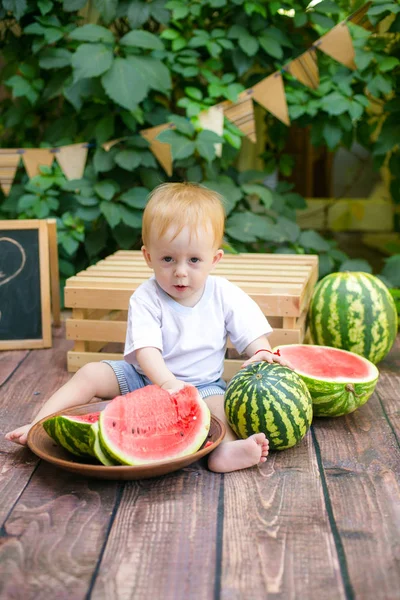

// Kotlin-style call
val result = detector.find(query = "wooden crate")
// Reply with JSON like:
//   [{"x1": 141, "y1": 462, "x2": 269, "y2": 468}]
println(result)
[{"x1": 64, "y1": 251, "x2": 319, "y2": 379}]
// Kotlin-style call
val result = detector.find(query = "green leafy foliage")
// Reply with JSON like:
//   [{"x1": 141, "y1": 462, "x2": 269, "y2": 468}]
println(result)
[{"x1": 0, "y1": 0, "x2": 399, "y2": 288}]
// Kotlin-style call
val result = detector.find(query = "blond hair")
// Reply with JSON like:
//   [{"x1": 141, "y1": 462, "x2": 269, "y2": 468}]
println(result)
[{"x1": 142, "y1": 182, "x2": 225, "y2": 248}]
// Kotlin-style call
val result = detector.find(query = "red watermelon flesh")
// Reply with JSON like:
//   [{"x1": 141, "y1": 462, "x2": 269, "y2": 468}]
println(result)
[
  {"x1": 275, "y1": 344, "x2": 377, "y2": 382},
  {"x1": 99, "y1": 385, "x2": 211, "y2": 465},
  {"x1": 70, "y1": 413, "x2": 100, "y2": 423}
]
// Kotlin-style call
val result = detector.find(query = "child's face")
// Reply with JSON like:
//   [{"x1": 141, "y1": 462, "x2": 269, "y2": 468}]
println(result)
[{"x1": 142, "y1": 225, "x2": 223, "y2": 306}]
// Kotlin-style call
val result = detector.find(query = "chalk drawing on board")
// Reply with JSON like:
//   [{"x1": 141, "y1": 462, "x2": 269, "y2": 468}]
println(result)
[{"x1": 0, "y1": 237, "x2": 27, "y2": 324}]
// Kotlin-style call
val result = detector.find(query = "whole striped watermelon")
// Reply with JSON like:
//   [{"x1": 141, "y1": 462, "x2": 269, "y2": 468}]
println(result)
[
  {"x1": 309, "y1": 272, "x2": 398, "y2": 364},
  {"x1": 274, "y1": 345, "x2": 379, "y2": 417},
  {"x1": 224, "y1": 362, "x2": 313, "y2": 450},
  {"x1": 43, "y1": 412, "x2": 99, "y2": 457}
]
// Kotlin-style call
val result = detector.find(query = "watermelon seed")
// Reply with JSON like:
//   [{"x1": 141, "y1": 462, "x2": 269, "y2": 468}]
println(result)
[
  {"x1": 180, "y1": 432, "x2": 184, "y2": 436},
  {"x1": 112, "y1": 421, "x2": 116, "y2": 427}
]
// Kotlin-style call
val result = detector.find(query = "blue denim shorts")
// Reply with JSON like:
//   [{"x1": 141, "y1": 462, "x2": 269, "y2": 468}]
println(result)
[{"x1": 102, "y1": 360, "x2": 226, "y2": 399}]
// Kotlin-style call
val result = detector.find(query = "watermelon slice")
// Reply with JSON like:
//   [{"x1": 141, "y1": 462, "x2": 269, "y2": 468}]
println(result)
[
  {"x1": 99, "y1": 385, "x2": 211, "y2": 465},
  {"x1": 274, "y1": 344, "x2": 379, "y2": 417},
  {"x1": 43, "y1": 412, "x2": 100, "y2": 457},
  {"x1": 89, "y1": 422, "x2": 118, "y2": 466}
]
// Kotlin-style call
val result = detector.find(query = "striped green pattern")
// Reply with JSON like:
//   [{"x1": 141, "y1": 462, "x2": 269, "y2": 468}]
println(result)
[
  {"x1": 89, "y1": 422, "x2": 118, "y2": 466},
  {"x1": 309, "y1": 272, "x2": 398, "y2": 364},
  {"x1": 224, "y1": 362, "x2": 313, "y2": 450},
  {"x1": 299, "y1": 373, "x2": 378, "y2": 417},
  {"x1": 43, "y1": 415, "x2": 97, "y2": 457}
]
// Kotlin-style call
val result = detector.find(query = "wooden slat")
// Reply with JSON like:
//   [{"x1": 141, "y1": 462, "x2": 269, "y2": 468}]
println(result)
[
  {"x1": 0, "y1": 350, "x2": 29, "y2": 386},
  {"x1": 112, "y1": 250, "x2": 318, "y2": 264},
  {"x1": 89, "y1": 262, "x2": 314, "y2": 274},
  {"x1": 90, "y1": 470, "x2": 222, "y2": 599},
  {"x1": 66, "y1": 319, "x2": 127, "y2": 343},
  {"x1": 0, "y1": 462, "x2": 118, "y2": 597},
  {"x1": 311, "y1": 343, "x2": 400, "y2": 598},
  {"x1": 0, "y1": 329, "x2": 71, "y2": 525},
  {"x1": 65, "y1": 286, "x2": 304, "y2": 316},
  {"x1": 220, "y1": 439, "x2": 346, "y2": 598}
]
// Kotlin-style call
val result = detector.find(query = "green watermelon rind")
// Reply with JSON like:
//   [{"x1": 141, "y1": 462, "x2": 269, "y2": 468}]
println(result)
[
  {"x1": 89, "y1": 422, "x2": 118, "y2": 466},
  {"x1": 309, "y1": 272, "x2": 398, "y2": 364},
  {"x1": 274, "y1": 344, "x2": 380, "y2": 417},
  {"x1": 98, "y1": 395, "x2": 211, "y2": 466},
  {"x1": 224, "y1": 362, "x2": 313, "y2": 451},
  {"x1": 43, "y1": 415, "x2": 97, "y2": 457}
]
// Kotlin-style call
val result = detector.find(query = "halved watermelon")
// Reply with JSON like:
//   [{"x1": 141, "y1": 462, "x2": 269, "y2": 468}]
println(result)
[
  {"x1": 99, "y1": 385, "x2": 211, "y2": 465},
  {"x1": 43, "y1": 412, "x2": 100, "y2": 457},
  {"x1": 274, "y1": 344, "x2": 379, "y2": 417}
]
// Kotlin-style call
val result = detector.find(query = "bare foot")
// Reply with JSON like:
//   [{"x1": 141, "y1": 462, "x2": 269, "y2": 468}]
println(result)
[
  {"x1": 5, "y1": 424, "x2": 32, "y2": 446},
  {"x1": 208, "y1": 433, "x2": 269, "y2": 473}
]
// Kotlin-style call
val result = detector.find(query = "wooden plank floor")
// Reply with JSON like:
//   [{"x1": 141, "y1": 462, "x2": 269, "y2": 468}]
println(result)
[{"x1": 1, "y1": 326, "x2": 399, "y2": 599}]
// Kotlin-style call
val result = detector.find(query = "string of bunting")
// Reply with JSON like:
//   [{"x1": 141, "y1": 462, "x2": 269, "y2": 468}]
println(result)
[{"x1": 0, "y1": 3, "x2": 370, "y2": 193}]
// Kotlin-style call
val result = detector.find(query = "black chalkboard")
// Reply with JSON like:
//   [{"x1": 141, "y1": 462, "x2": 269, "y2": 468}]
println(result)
[{"x1": 0, "y1": 220, "x2": 52, "y2": 349}]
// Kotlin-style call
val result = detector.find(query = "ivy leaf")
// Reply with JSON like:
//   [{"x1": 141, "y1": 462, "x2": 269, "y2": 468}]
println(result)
[
  {"x1": 226, "y1": 212, "x2": 277, "y2": 243},
  {"x1": 72, "y1": 43, "x2": 113, "y2": 81},
  {"x1": 339, "y1": 259, "x2": 372, "y2": 273},
  {"x1": 127, "y1": 56, "x2": 171, "y2": 93},
  {"x1": 318, "y1": 253, "x2": 335, "y2": 278},
  {"x1": 63, "y1": 0, "x2": 87, "y2": 10},
  {"x1": 100, "y1": 201, "x2": 121, "y2": 227},
  {"x1": 323, "y1": 122, "x2": 342, "y2": 149},
  {"x1": 39, "y1": 48, "x2": 72, "y2": 69},
  {"x1": 321, "y1": 92, "x2": 350, "y2": 116},
  {"x1": 119, "y1": 205, "x2": 143, "y2": 228},
  {"x1": 196, "y1": 130, "x2": 221, "y2": 163},
  {"x1": 381, "y1": 255, "x2": 400, "y2": 287},
  {"x1": 276, "y1": 216, "x2": 300, "y2": 243},
  {"x1": 242, "y1": 184, "x2": 273, "y2": 208},
  {"x1": 120, "y1": 30, "x2": 164, "y2": 50},
  {"x1": 238, "y1": 32, "x2": 259, "y2": 57},
  {"x1": 258, "y1": 35, "x2": 283, "y2": 59},
  {"x1": 114, "y1": 149, "x2": 141, "y2": 171},
  {"x1": 127, "y1": 0, "x2": 151, "y2": 28},
  {"x1": 314, "y1": 0, "x2": 341, "y2": 14},
  {"x1": 310, "y1": 13, "x2": 335, "y2": 29},
  {"x1": 168, "y1": 115, "x2": 194, "y2": 136},
  {"x1": 203, "y1": 177, "x2": 242, "y2": 215},
  {"x1": 299, "y1": 230, "x2": 330, "y2": 252},
  {"x1": 38, "y1": 0, "x2": 53, "y2": 15},
  {"x1": 101, "y1": 58, "x2": 149, "y2": 110},
  {"x1": 69, "y1": 24, "x2": 115, "y2": 43},
  {"x1": 76, "y1": 206, "x2": 102, "y2": 221},
  {"x1": 95, "y1": 180, "x2": 119, "y2": 200},
  {"x1": 93, "y1": 0, "x2": 118, "y2": 24},
  {"x1": 156, "y1": 129, "x2": 196, "y2": 160},
  {"x1": 2, "y1": 0, "x2": 28, "y2": 19},
  {"x1": 94, "y1": 114, "x2": 115, "y2": 144},
  {"x1": 378, "y1": 57, "x2": 400, "y2": 72},
  {"x1": 120, "y1": 187, "x2": 149, "y2": 208}
]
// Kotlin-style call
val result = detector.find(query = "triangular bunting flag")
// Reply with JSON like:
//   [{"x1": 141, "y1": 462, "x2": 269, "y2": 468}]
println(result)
[
  {"x1": 55, "y1": 143, "x2": 88, "y2": 180},
  {"x1": 220, "y1": 91, "x2": 257, "y2": 143},
  {"x1": 140, "y1": 123, "x2": 174, "y2": 176},
  {"x1": 317, "y1": 23, "x2": 356, "y2": 70},
  {"x1": 287, "y1": 48, "x2": 319, "y2": 90},
  {"x1": 198, "y1": 105, "x2": 224, "y2": 157},
  {"x1": 249, "y1": 72, "x2": 290, "y2": 126},
  {"x1": 0, "y1": 151, "x2": 21, "y2": 196},
  {"x1": 348, "y1": 2, "x2": 371, "y2": 25},
  {"x1": 22, "y1": 148, "x2": 54, "y2": 179}
]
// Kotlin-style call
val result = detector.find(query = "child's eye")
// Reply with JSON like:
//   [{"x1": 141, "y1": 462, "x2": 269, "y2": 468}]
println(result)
[
  {"x1": 189, "y1": 257, "x2": 200, "y2": 263},
  {"x1": 163, "y1": 256, "x2": 173, "y2": 263}
]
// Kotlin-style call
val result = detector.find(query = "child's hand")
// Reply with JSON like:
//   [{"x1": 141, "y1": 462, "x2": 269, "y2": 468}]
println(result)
[
  {"x1": 241, "y1": 349, "x2": 292, "y2": 369},
  {"x1": 161, "y1": 378, "x2": 191, "y2": 394},
  {"x1": 5, "y1": 423, "x2": 32, "y2": 446}
]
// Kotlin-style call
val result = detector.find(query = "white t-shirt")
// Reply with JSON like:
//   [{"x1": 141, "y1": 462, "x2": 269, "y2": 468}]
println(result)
[{"x1": 124, "y1": 276, "x2": 272, "y2": 386}]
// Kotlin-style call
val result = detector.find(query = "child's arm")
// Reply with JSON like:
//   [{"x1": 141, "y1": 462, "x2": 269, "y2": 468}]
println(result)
[
  {"x1": 135, "y1": 347, "x2": 189, "y2": 393},
  {"x1": 241, "y1": 335, "x2": 292, "y2": 369}
]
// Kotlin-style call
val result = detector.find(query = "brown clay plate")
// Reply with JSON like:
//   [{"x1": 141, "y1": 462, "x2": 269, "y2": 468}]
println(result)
[{"x1": 27, "y1": 400, "x2": 226, "y2": 480}]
